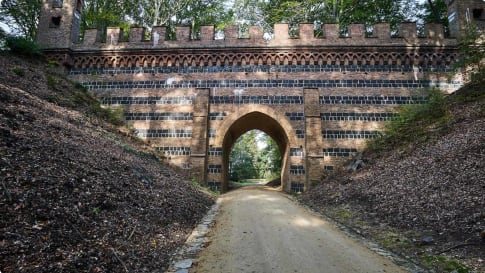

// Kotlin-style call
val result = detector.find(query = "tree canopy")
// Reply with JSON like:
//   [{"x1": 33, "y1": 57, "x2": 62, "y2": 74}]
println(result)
[
  {"x1": 0, "y1": 0, "x2": 41, "y2": 40},
  {"x1": 229, "y1": 130, "x2": 281, "y2": 181},
  {"x1": 0, "y1": 0, "x2": 451, "y2": 40}
]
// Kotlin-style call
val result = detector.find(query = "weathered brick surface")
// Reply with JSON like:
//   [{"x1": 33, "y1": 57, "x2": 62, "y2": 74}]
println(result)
[{"x1": 37, "y1": 0, "x2": 485, "y2": 192}]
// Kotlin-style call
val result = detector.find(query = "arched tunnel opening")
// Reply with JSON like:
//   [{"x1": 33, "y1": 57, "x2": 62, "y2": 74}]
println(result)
[
  {"x1": 221, "y1": 111, "x2": 291, "y2": 192},
  {"x1": 227, "y1": 129, "x2": 282, "y2": 190}
]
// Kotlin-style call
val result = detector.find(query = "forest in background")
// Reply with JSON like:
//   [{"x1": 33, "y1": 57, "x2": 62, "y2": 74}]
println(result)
[{"x1": 1, "y1": 0, "x2": 449, "y2": 41}]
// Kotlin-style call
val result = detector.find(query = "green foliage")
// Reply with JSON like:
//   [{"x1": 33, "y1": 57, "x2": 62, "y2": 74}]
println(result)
[
  {"x1": 335, "y1": 207, "x2": 353, "y2": 221},
  {"x1": 367, "y1": 89, "x2": 449, "y2": 154},
  {"x1": 423, "y1": 256, "x2": 472, "y2": 273},
  {"x1": 11, "y1": 66, "x2": 25, "y2": 77},
  {"x1": 91, "y1": 105, "x2": 125, "y2": 126},
  {"x1": 92, "y1": 207, "x2": 101, "y2": 216},
  {"x1": 455, "y1": 23, "x2": 485, "y2": 77},
  {"x1": 230, "y1": 130, "x2": 260, "y2": 180},
  {"x1": 82, "y1": 0, "x2": 232, "y2": 41},
  {"x1": 82, "y1": 0, "x2": 128, "y2": 40},
  {"x1": 416, "y1": 0, "x2": 449, "y2": 36},
  {"x1": 0, "y1": 0, "x2": 41, "y2": 40},
  {"x1": 0, "y1": 27, "x2": 6, "y2": 49},
  {"x1": 4, "y1": 36, "x2": 42, "y2": 58},
  {"x1": 235, "y1": 0, "x2": 417, "y2": 35},
  {"x1": 375, "y1": 231, "x2": 413, "y2": 249},
  {"x1": 229, "y1": 130, "x2": 281, "y2": 181}
]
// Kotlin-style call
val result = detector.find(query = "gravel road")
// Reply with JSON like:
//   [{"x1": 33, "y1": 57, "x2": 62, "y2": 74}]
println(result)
[{"x1": 191, "y1": 186, "x2": 409, "y2": 273}]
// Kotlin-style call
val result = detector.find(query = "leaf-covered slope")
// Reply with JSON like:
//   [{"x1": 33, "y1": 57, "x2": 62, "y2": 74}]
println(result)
[
  {"x1": 303, "y1": 80, "x2": 485, "y2": 272},
  {"x1": 0, "y1": 54, "x2": 213, "y2": 273}
]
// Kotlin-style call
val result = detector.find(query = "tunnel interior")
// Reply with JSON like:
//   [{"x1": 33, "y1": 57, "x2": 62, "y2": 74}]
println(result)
[{"x1": 221, "y1": 111, "x2": 290, "y2": 192}]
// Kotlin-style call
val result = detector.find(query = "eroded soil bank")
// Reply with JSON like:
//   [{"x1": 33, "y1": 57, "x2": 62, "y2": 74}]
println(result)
[{"x1": 0, "y1": 54, "x2": 214, "y2": 272}]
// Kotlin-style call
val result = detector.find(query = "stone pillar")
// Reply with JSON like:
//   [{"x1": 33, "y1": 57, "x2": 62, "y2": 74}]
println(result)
[
  {"x1": 200, "y1": 25, "x2": 215, "y2": 41},
  {"x1": 152, "y1": 26, "x2": 167, "y2": 46},
  {"x1": 299, "y1": 24, "x2": 314, "y2": 40},
  {"x1": 323, "y1": 24, "x2": 340, "y2": 39},
  {"x1": 399, "y1": 22, "x2": 417, "y2": 39},
  {"x1": 225, "y1": 25, "x2": 239, "y2": 40},
  {"x1": 83, "y1": 29, "x2": 99, "y2": 45},
  {"x1": 249, "y1": 26, "x2": 263, "y2": 40},
  {"x1": 304, "y1": 88, "x2": 324, "y2": 191},
  {"x1": 129, "y1": 27, "x2": 145, "y2": 42},
  {"x1": 107, "y1": 27, "x2": 122, "y2": 45},
  {"x1": 274, "y1": 24, "x2": 289, "y2": 42},
  {"x1": 189, "y1": 88, "x2": 210, "y2": 185},
  {"x1": 373, "y1": 23, "x2": 391, "y2": 40},
  {"x1": 349, "y1": 24, "x2": 365, "y2": 39},
  {"x1": 176, "y1": 26, "x2": 191, "y2": 41}
]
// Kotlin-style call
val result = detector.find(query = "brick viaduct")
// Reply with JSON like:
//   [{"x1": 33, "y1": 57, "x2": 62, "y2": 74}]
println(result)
[{"x1": 37, "y1": 0, "x2": 485, "y2": 192}]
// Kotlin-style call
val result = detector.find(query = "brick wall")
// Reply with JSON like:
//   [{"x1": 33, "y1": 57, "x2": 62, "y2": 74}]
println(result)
[{"x1": 38, "y1": 19, "x2": 467, "y2": 192}]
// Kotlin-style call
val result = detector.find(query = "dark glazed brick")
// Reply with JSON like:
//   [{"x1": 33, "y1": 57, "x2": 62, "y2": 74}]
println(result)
[
  {"x1": 208, "y1": 165, "x2": 222, "y2": 173},
  {"x1": 125, "y1": 112, "x2": 193, "y2": 121},
  {"x1": 320, "y1": 112, "x2": 397, "y2": 121},
  {"x1": 135, "y1": 129, "x2": 192, "y2": 138},
  {"x1": 209, "y1": 112, "x2": 227, "y2": 120},
  {"x1": 157, "y1": 146, "x2": 191, "y2": 156},
  {"x1": 70, "y1": 65, "x2": 456, "y2": 76},
  {"x1": 290, "y1": 148, "x2": 304, "y2": 157},
  {"x1": 290, "y1": 182, "x2": 305, "y2": 193},
  {"x1": 208, "y1": 147, "x2": 223, "y2": 156},
  {"x1": 286, "y1": 112, "x2": 305, "y2": 121},
  {"x1": 290, "y1": 165, "x2": 305, "y2": 175},
  {"x1": 208, "y1": 129, "x2": 216, "y2": 138},
  {"x1": 322, "y1": 130, "x2": 379, "y2": 139},
  {"x1": 85, "y1": 80, "x2": 461, "y2": 91},
  {"x1": 210, "y1": 96, "x2": 304, "y2": 105},
  {"x1": 296, "y1": 130, "x2": 305, "y2": 139},
  {"x1": 323, "y1": 148, "x2": 358, "y2": 157},
  {"x1": 101, "y1": 96, "x2": 194, "y2": 105},
  {"x1": 320, "y1": 96, "x2": 428, "y2": 105},
  {"x1": 207, "y1": 181, "x2": 222, "y2": 191}
]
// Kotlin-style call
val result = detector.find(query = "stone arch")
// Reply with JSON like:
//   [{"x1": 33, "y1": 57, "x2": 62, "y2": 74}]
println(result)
[{"x1": 213, "y1": 105, "x2": 297, "y2": 192}]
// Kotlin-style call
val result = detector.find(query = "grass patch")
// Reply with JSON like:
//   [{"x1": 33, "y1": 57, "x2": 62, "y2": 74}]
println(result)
[
  {"x1": 333, "y1": 206, "x2": 353, "y2": 222},
  {"x1": 5, "y1": 36, "x2": 42, "y2": 58},
  {"x1": 11, "y1": 66, "x2": 25, "y2": 77},
  {"x1": 91, "y1": 105, "x2": 125, "y2": 126},
  {"x1": 122, "y1": 144, "x2": 159, "y2": 162},
  {"x1": 375, "y1": 231, "x2": 413, "y2": 250},
  {"x1": 192, "y1": 177, "x2": 220, "y2": 197},
  {"x1": 367, "y1": 88, "x2": 450, "y2": 155},
  {"x1": 423, "y1": 256, "x2": 472, "y2": 273},
  {"x1": 44, "y1": 71, "x2": 126, "y2": 126}
]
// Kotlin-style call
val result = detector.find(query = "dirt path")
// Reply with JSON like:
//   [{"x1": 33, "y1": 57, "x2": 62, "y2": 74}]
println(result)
[{"x1": 191, "y1": 186, "x2": 409, "y2": 273}]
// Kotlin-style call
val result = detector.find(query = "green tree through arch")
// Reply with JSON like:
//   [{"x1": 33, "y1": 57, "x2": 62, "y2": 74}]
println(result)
[{"x1": 229, "y1": 130, "x2": 281, "y2": 182}]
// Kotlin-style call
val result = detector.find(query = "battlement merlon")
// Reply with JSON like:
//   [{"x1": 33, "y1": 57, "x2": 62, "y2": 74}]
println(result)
[{"x1": 70, "y1": 22, "x2": 456, "y2": 51}]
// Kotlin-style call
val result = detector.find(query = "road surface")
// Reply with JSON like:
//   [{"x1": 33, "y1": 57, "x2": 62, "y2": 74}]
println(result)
[{"x1": 191, "y1": 186, "x2": 409, "y2": 273}]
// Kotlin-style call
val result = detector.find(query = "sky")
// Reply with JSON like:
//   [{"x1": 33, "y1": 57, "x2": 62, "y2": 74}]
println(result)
[
  {"x1": 0, "y1": 0, "x2": 13, "y2": 34},
  {"x1": 0, "y1": 22, "x2": 11, "y2": 34}
]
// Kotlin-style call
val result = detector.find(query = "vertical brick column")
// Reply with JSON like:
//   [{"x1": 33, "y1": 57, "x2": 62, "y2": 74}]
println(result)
[
  {"x1": 189, "y1": 88, "x2": 210, "y2": 184},
  {"x1": 304, "y1": 88, "x2": 325, "y2": 190}
]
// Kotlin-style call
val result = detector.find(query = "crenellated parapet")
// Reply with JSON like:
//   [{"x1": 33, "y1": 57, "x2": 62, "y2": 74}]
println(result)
[
  {"x1": 45, "y1": 21, "x2": 459, "y2": 70},
  {"x1": 75, "y1": 22, "x2": 453, "y2": 51}
]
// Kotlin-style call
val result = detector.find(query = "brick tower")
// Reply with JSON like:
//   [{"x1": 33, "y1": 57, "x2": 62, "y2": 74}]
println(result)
[
  {"x1": 447, "y1": 0, "x2": 485, "y2": 37},
  {"x1": 36, "y1": 0, "x2": 83, "y2": 49}
]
